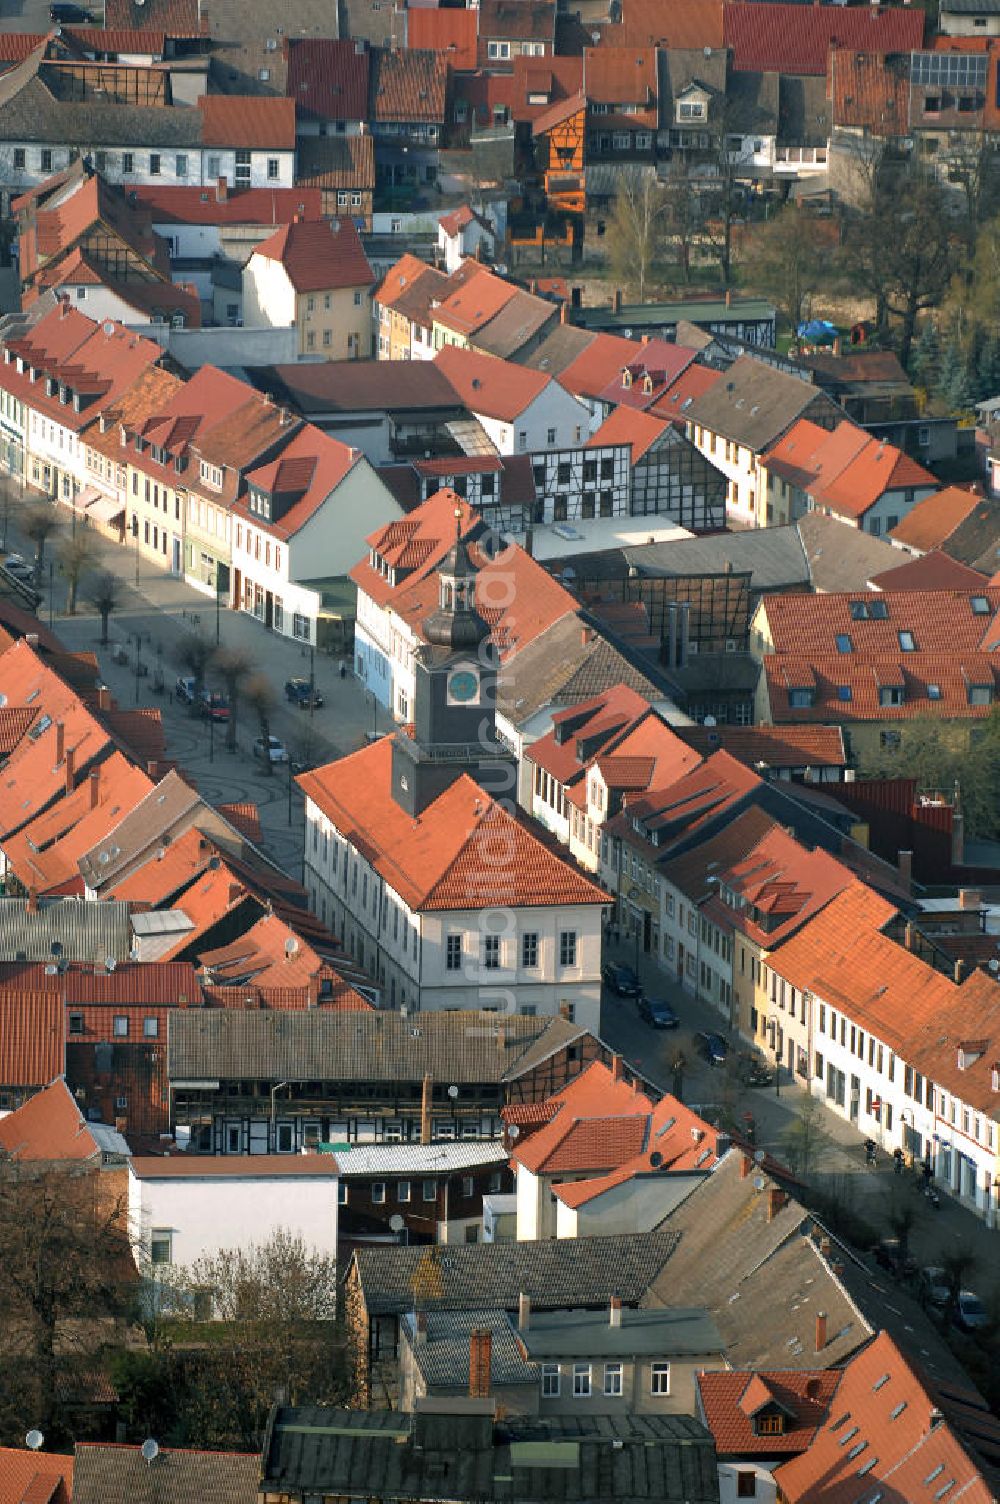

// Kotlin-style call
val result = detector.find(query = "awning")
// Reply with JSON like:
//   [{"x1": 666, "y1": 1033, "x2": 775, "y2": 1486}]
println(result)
[
  {"x1": 85, "y1": 493, "x2": 125, "y2": 525},
  {"x1": 70, "y1": 484, "x2": 101, "y2": 512}
]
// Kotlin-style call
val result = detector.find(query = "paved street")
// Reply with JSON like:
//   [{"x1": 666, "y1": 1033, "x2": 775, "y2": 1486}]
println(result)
[
  {"x1": 5, "y1": 505, "x2": 392, "y2": 876},
  {"x1": 598, "y1": 941, "x2": 1000, "y2": 1295}
]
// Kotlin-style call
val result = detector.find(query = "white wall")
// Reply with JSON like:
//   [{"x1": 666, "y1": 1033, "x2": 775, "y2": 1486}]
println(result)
[
  {"x1": 475, "y1": 383, "x2": 591, "y2": 457},
  {"x1": 556, "y1": 1172, "x2": 704, "y2": 1238},
  {"x1": 130, "y1": 1165, "x2": 340, "y2": 1268},
  {"x1": 242, "y1": 252, "x2": 296, "y2": 331}
]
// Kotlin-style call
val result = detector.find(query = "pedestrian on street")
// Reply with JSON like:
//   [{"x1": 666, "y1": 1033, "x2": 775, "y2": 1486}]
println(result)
[
  {"x1": 893, "y1": 1146, "x2": 903, "y2": 1175},
  {"x1": 671, "y1": 1049, "x2": 686, "y2": 1103}
]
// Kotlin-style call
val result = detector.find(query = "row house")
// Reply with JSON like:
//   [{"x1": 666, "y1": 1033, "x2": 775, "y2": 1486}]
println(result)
[
  {"x1": 582, "y1": 46, "x2": 659, "y2": 166},
  {"x1": 586, "y1": 407, "x2": 728, "y2": 532},
  {"x1": 242, "y1": 215, "x2": 374, "y2": 360},
  {"x1": 337, "y1": 1140, "x2": 511, "y2": 1248},
  {"x1": 684, "y1": 354, "x2": 842, "y2": 525},
  {"x1": 375, "y1": 254, "x2": 450, "y2": 360},
  {"x1": 760, "y1": 417, "x2": 938, "y2": 536},
  {"x1": 751, "y1": 585, "x2": 1000, "y2": 764},
  {"x1": 231, "y1": 422, "x2": 401, "y2": 646},
  {"x1": 526, "y1": 692, "x2": 702, "y2": 874},
  {"x1": 379, "y1": 454, "x2": 538, "y2": 535},
  {"x1": 368, "y1": 48, "x2": 448, "y2": 191},
  {"x1": 765, "y1": 880, "x2": 1000, "y2": 1225},
  {"x1": 0, "y1": 299, "x2": 162, "y2": 507},
  {"x1": 434, "y1": 345, "x2": 592, "y2": 454},
  {"x1": 477, "y1": 0, "x2": 555, "y2": 69},
  {"x1": 0, "y1": 51, "x2": 297, "y2": 193}
]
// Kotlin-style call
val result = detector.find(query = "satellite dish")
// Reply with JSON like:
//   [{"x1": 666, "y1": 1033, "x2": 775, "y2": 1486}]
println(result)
[
  {"x1": 508, "y1": 1123, "x2": 520, "y2": 1140},
  {"x1": 51, "y1": 941, "x2": 63, "y2": 956},
  {"x1": 754, "y1": 1148, "x2": 766, "y2": 1164},
  {"x1": 447, "y1": 1084, "x2": 459, "y2": 1099},
  {"x1": 25, "y1": 1430, "x2": 44, "y2": 1451},
  {"x1": 105, "y1": 956, "x2": 117, "y2": 972},
  {"x1": 752, "y1": 1174, "x2": 766, "y2": 1191},
  {"x1": 389, "y1": 1214, "x2": 405, "y2": 1233},
  {"x1": 141, "y1": 1439, "x2": 160, "y2": 1465},
  {"x1": 285, "y1": 937, "x2": 298, "y2": 957},
  {"x1": 703, "y1": 715, "x2": 717, "y2": 727}
]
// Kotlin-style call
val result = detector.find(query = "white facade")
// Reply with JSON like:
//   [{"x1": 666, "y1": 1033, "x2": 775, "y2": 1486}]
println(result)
[
  {"x1": 438, "y1": 216, "x2": 495, "y2": 274},
  {"x1": 3, "y1": 143, "x2": 295, "y2": 193},
  {"x1": 553, "y1": 1172, "x2": 702, "y2": 1239},
  {"x1": 473, "y1": 382, "x2": 591, "y2": 458},
  {"x1": 686, "y1": 419, "x2": 759, "y2": 525},
  {"x1": 242, "y1": 249, "x2": 297, "y2": 331},
  {"x1": 51, "y1": 282, "x2": 170, "y2": 329},
  {"x1": 812, "y1": 482, "x2": 938, "y2": 539},
  {"x1": 129, "y1": 1159, "x2": 340, "y2": 1270},
  {"x1": 303, "y1": 794, "x2": 603, "y2": 1032}
]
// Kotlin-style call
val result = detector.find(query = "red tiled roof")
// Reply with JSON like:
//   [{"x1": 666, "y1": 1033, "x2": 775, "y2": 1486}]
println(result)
[
  {"x1": 407, "y1": 8, "x2": 478, "y2": 70},
  {"x1": 107, "y1": 824, "x2": 213, "y2": 904},
  {"x1": 588, "y1": 406, "x2": 668, "y2": 462},
  {"x1": 698, "y1": 1369, "x2": 840, "y2": 1457},
  {"x1": 554, "y1": 1087, "x2": 724, "y2": 1205},
  {"x1": 604, "y1": 748, "x2": 762, "y2": 858},
  {"x1": 890, "y1": 485, "x2": 985, "y2": 553},
  {"x1": 716, "y1": 824, "x2": 855, "y2": 950},
  {"x1": 252, "y1": 216, "x2": 372, "y2": 294},
  {"x1": 594, "y1": 340, "x2": 698, "y2": 411},
  {"x1": 528, "y1": 685, "x2": 652, "y2": 784},
  {"x1": 217, "y1": 801, "x2": 262, "y2": 844},
  {"x1": 811, "y1": 434, "x2": 937, "y2": 521},
  {"x1": 0, "y1": 1076, "x2": 111, "y2": 1161},
  {"x1": 761, "y1": 417, "x2": 840, "y2": 492},
  {"x1": 675, "y1": 723, "x2": 845, "y2": 769},
  {"x1": 298, "y1": 738, "x2": 609, "y2": 913},
  {"x1": 0, "y1": 706, "x2": 37, "y2": 756},
  {"x1": 235, "y1": 423, "x2": 361, "y2": 541},
  {"x1": 0, "y1": 991, "x2": 64, "y2": 1086},
  {"x1": 501, "y1": 1100, "x2": 561, "y2": 1127},
  {"x1": 583, "y1": 44, "x2": 658, "y2": 108},
  {"x1": 435, "y1": 343, "x2": 551, "y2": 419},
  {"x1": 774, "y1": 1332, "x2": 993, "y2": 1504},
  {"x1": 197, "y1": 94, "x2": 296, "y2": 150},
  {"x1": 511, "y1": 1060, "x2": 655, "y2": 1172},
  {"x1": 351, "y1": 490, "x2": 480, "y2": 607},
  {"x1": 511, "y1": 55, "x2": 584, "y2": 122},
  {"x1": 198, "y1": 911, "x2": 327, "y2": 989},
  {"x1": 0, "y1": 1447, "x2": 73, "y2": 1504},
  {"x1": 724, "y1": 2, "x2": 925, "y2": 75},
  {"x1": 907, "y1": 969, "x2": 1000, "y2": 1115},
  {"x1": 104, "y1": 0, "x2": 204, "y2": 36},
  {"x1": 616, "y1": 0, "x2": 723, "y2": 48},
  {"x1": 287, "y1": 37, "x2": 369, "y2": 121},
  {"x1": 433, "y1": 266, "x2": 519, "y2": 339},
  {"x1": 761, "y1": 586, "x2": 1000, "y2": 657},
  {"x1": 555, "y1": 332, "x2": 639, "y2": 399},
  {"x1": 648, "y1": 362, "x2": 724, "y2": 425},
  {"x1": 391, "y1": 537, "x2": 578, "y2": 661},
  {"x1": 131, "y1": 184, "x2": 323, "y2": 226},
  {"x1": 370, "y1": 47, "x2": 448, "y2": 123},
  {"x1": 869, "y1": 550, "x2": 988, "y2": 592},
  {"x1": 158, "y1": 863, "x2": 255, "y2": 962},
  {"x1": 828, "y1": 46, "x2": 911, "y2": 131}
]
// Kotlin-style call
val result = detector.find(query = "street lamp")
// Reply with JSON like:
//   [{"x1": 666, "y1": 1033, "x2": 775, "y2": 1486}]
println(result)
[{"x1": 213, "y1": 568, "x2": 222, "y2": 645}]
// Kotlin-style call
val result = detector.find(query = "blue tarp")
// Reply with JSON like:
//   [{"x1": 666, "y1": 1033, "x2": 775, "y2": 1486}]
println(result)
[{"x1": 796, "y1": 319, "x2": 839, "y2": 343}]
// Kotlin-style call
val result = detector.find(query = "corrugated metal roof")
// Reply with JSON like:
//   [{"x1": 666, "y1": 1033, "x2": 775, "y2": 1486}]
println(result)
[
  {"x1": 0, "y1": 897, "x2": 132, "y2": 963},
  {"x1": 337, "y1": 1139, "x2": 508, "y2": 1176}
]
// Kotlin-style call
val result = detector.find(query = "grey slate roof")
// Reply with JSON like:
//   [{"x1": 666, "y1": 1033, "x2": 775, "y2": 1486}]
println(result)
[
  {"x1": 0, "y1": 64, "x2": 203, "y2": 147},
  {"x1": 643, "y1": 1151, "x2": 870, "y2": 1371},
  {"x1": 623, "y1": 526, "x2": 810, "y2": 593},
  {"x1": 496, "y1": 612, "x2": 675, "y2": 726},
  {"x1": 520, "y1": 325, "x2": 599, "y2": 378},
  {"x1": 0, "y1": 897, "x2": 132, "y2": 963},
  {"x1": 474, "y1": 291, "x2": 558, "y2": 362},
  {"x1": 683, "y1": 354, "x2": 836, "y2": 451},
  {"x1": 778, "y1": 73, "x2": 830, "y2": 147},
  {"x1": 352, "y1": 1227, "x2": 679, "y2": 1316},
  {"x1": 72, "y1": 1444, "x2": 259, "y2": 1504},
  {"x1": 520, "y1": 1306, "x2": 723, "y2": 1360},
  {"x1": 403, "y1": 1309, "x2": 537, "y2": 1388},
  {"x1": 725, "y1": 69, "x2": 779, "y2": 136},
  {"x1": 262, "y1": 1405, "x2": 720, "y2": 1503},
  {"x1": 168, "y1": 1009, "x2": 590, "y2": 1085},
  {"x1": 796, "y1": 511, "x2": 900, "y2": 593}
]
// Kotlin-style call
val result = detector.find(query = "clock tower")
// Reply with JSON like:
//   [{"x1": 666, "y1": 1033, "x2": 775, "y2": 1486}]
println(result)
[{"x1": 390, "y1": 511, "x2": 513, "y2": 817}]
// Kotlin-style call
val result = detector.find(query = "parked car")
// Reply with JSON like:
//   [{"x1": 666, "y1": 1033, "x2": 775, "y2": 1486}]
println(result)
[
  {"x1": 200, "y1": 690, "x2": 229, "y2": 722},
  {"x1": 873, "y1": 1237, "x2": 918, "y2": 1280},
  {"x1": 953, "y1": 1290, "x2": 989, "y2": 1333},
  {"x1": 639, "y1": 996, "x2": 679, "y2": 1029},
  {"x1": 253, "y1": 735, "x2": 288, "y2": 764},
  {"x1": 919, "y1": 1266, "x2": 950, "y2": 1309},
  {"x1": 2, "y1": 554, "x2": 34, "y2": 583},
  {"x1": 694, "y1": 1031, "x2": 729, "y2": 1067},
  {"x1": 735, "y1": 1052, "x2": 774, "y2": 1087},
  {"x1": 601, "y1": 962, "x2": 641, "y2": 997},
  {"x1": 50, "y1": 1, "x2": 92, "y2": 19},
  {"x1": 285, "y1": 677, "x2": 323, "y2": 708},
  {"x1": 174, "y1": 675, "x2": 197, "y2": 704}
]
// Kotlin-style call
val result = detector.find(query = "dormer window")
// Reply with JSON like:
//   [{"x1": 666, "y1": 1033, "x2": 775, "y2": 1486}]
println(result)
[
  {"x1": 968, "y1": 683, "x2": 993, "y2": 706},
  {"x1": 643, "y1": 374, "x2": 654, "y2": 393},
  {"x1": 879, "y1": 685, "x2": 904, "y2": 707},
  {"x1": 59, "y1": 383, "x2": 69, "y2": 405},
  {"x1": 200, "y1": 460, "x2": 224, "y2": 490},
  {"x1": 46, "y1": 376, "x2": 57, "y2": 397},
  {"x1": 678, "y1": 98, "x2": 706, "y2": 121},
  {"x1": 622, "y1": 368, "x2": 632, "y2": 388},
  {"x1": 788, "y1": 687, "x2": 815, "y2": 709},
  {"x1": 755, "y1": 1413, "x2": 785, "y2": 1436}
]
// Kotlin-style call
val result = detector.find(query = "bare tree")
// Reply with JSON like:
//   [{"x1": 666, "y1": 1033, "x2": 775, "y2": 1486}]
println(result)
[
  {"x1": 606, "y1": 173, "x2": 670, "y2": 302},
  {"x1": 175, "y1": 631, "x2": 216, "y2": 716},
  {"x1": 781, "y1": 1092, "x2": 830, "y2": 1180},
  {"x1": 214, "y1": 644, "x2": 254, "y2": 753},
  {"x1": 86, "y1": 569, "x2": 123, "y2": 646},
  {"x1": 0, "y1": 1157, "x2": 136, "y2": 1446},
  {"x1": 244, "y1": 672, "x2": 278, "y2": 775},
  {"x1": 748, "y1": 204, "x2": 824, "y2": 336},
  {"x1": 21, "y1": 502, "x2": 59, "y2": 582},
  {"x1": 58, "y1": 530, "x2": 96, "y2": 615}
]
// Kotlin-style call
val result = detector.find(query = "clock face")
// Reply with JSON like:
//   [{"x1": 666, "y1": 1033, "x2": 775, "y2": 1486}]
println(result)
[{"x1": 447, "y1": 666, "x2": 481, "y2": 706}]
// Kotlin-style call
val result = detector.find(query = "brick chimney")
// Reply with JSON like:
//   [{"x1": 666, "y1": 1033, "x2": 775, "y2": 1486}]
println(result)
[
  {"x1": 611, "y1": 1053, "x2": 623, "y2": 1082},
  {"x1": 228, "y1": 883, "x2": 242, "y2": 905},
  {"x1": 216, "y1": 175, "x2": 229, "y2": 203},
  {"x1": 26, "y1": 886, "x2": 38, "y2": 914},
  {"x1": 97, "y1": 685, "x2": 112, "y2": 711},
  {"x1": 147, "y1": 759, "x2": 160, "y2": 779},
  {"x1": 609, "y1": 1296, "x2": 622, "y2": 1328},
  {"x1": 55, "y1": 720, "x2": 65, "y2": 765},
  {"x1": 613, "y1": 287, "x2": 622, "y2": 314},
  {"x1": 897, "y1": 849, "x2": 913, "y2": 893},
  {"x1": 469, "y1": 1328, "x2": 492, "y2": 1398},
  {"x1": 89, "y1": 767, "x2": 100, "y2": 810},
  {"x1": 420, "y1": 1072, "x2": 433, "y2": 1145},
  {"x1": 560, "y1": 300, "x2": 569, "y2": 325},
  {"x1": 955, "y1": 958, "x2": 966, "y2": 985},
  {"x1": 64, "y1": 745, "x2": 76, "y2": 794},
  {"x1": 815, "y1": 1310, "x2": 828, "y2": 1352},
  {"x1": 518, "y1": 1291, "x2": 531, "y2": 1331},
  {"x1": 904, "y1": 922, "x2": 916, "y2": 952},
  {"x1": 740, "y1": 1153, "x2": 753, "y2": 1179},
  {"x1": 766, "y1": 1185, "x2": 787, "y2": 1222}
]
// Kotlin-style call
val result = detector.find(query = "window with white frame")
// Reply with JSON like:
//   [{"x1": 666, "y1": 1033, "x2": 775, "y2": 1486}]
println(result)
[
  {"x1": 573, "y1": 1363, "x2": 592, "y2": 1397},
  {"x1": 604, "y1": 1362, "x2": 623, "y2": 1396},
  {"x1": 559, "y1": 931, "x2": 577, "y2": 967},
  {"x1": 371, "y1": 1182, "x2": 386, "y2": 1204},
  {"x1": 542, "y1": 1364, "x2": 560, "y2": 1397},
  {"x1": 650, "y1": 1362, "x2": 670, "y2": 1395},
  {"x1": 150, "y1": 1229, "x2": 173, "y2": 1265}
]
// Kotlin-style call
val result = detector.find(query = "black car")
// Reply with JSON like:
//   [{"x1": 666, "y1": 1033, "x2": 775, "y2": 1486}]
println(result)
[
  {"x1": 50, "y1": 2, "x2": 91, "y2": 20},
  {"x1": 694, "y1": 1031, "x2": 729, "y2": 1067},
  {"x1": 601, "y1": 962, "x2": 641, "y2": 997},
  {"x1": 873, "y1": 1237, "x2": 918, "y2": 1280},
  {"x1": 285, "y1": 677, "x2": 324, "y2": 708},
  {"x1": 735, "y1": 1051, "x2": 774, "y2": 1087},
  {"x1": 639, "y1": 996, "x2": 679, "y2": 1029}
]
